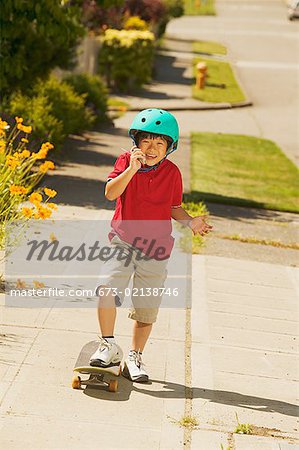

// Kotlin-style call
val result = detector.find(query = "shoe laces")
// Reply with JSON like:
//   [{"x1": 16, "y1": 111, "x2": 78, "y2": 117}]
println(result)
[
  {"x1": 98, "y1": 337, "x2": 112, "y2": 352},
  {"x1": 128, "y1": 351, "x2": 145, "y2": 369}
]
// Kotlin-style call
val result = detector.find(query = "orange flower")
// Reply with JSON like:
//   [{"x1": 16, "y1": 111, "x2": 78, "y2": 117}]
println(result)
[
  {"x1": 33, "y1": 280, "x2": 45, "y2": 288},
  {"x1": 0, "y1": 119, "x2": 9, "y2": 137},
  {"x1": 16, "y1": 279, "x2": 26, "y2": 288},
  {"x1": 36, "y1": 205, "x2": 52, "y2": 219},
  {"x1": 17, "y1": 123, "x2": 32, "y2": 134},
  {"x1": 39, "y1": 161, "x2": 55, "y2": 173},
  {"x1": 47, "y1": 202, "x2": 58, "y2": 210},
  {"x1": 5, "y1": 155, "x2": 19, "y2": 169},
  {"x1": 15, "y1": 117, "x2": 23, "y2": 124},
  {"x1": 35, "y1": 142, "x2": 54, "y2": 159},
  {"x1": 13, "y1": 151, "x2": 23, "y2": 159},
  {"x1": 29, "y1": 192, "x2": 42, "y2": 204},
  {"x1": 0, "y1": 140, "x2": 5, "y2": 153},
  {"x1": 9, "y1": 185, "x2": 28, "y2": 195},
  {"x1": 44, "y1": 188, "x2": 57, "y2": 198},
  {"x1": 21, "y1": 138, "x2": 29, "y2": 143},
  {"x1": 22, "y1": 207, "x2": 34, "y2": 218},
  {"x1": 36, "y1": 150, "x2": 47, "y2": 159},
  {"x1": 21, "y1": 149, "x2": 31, "y2": 158}
]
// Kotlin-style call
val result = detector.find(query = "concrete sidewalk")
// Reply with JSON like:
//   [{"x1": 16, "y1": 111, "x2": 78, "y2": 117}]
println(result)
[
  {"x1": 1, "y1": 1, "x2": 298, "y2": 448},
  {"x1": 0, "y1": 211, "x2": 298, "y2": 448},
  {"x1": 114, "y1": 38, "x2": 252, "y2": 112}
]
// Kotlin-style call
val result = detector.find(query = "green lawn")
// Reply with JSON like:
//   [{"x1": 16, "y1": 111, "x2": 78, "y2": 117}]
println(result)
[
  {"x1": 193, "y1": 57, "x2": 246, "y2": 103},
  {"x1": 184, "y1": 0, "x2": 216, "y2": 15},
  {"x1": 187, "y1": 133, "x2": 299, "y2": 213},
  {"x1": 193, "y1": 41, "x2": 227, "y2": 56}
]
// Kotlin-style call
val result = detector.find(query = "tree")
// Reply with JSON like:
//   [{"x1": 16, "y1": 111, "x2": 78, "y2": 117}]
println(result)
[{"x1": 0, "y1": 0, "x2": 85, "y2": 97}]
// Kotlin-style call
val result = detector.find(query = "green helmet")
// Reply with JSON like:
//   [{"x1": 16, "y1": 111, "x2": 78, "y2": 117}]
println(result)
[{"x1": 128, "y1": 108, "x2": 179, "y2": 152}]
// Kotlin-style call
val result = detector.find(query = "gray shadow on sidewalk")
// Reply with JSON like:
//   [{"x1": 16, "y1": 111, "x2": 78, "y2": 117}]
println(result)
[
  {"x1": 82, "y1": 378, "x2": 299, "y2": 418},
  {"x1": 40, "y1": 175, "x2": 115, "y2": 210},
  {"x1": 126, "y1": 53, "x2": 192, "y2": 101}
]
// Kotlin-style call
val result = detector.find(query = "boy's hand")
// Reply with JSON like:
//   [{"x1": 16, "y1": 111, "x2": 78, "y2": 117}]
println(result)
[
  {"x1": 188, "y1": 216, "x2": 213, "y2": 236},
  {"x1": 129, "y1": 145, "x2": 146, "y2": 171}
]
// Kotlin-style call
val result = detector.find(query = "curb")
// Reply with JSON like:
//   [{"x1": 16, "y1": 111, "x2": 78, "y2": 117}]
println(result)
[{"x1": 124, "y1": 100, "x2": 253, "y2": 112}]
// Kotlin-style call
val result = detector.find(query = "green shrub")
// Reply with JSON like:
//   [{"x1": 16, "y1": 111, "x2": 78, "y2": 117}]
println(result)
[
  {"x1": 8, "y1": 92, "x2": 65, "y2": 147},
  {"x1": 8, "y1": 76, "x2": 96, "y2": 149},
  {"x1": 64, "y1": 73, "x2": 108, "y2": 124},
  {"x1": 123, "y1": 16, "x2": 149, "y2": 30},
  {"x1": 98, "y1": 29, "x2": 155, "y2": 92},
  {"x1": 36, "y1": 76, "x2": 96, "y2": 137},
  {"x1": 155, "y1": 0, "x2": 184, "y2": 37},
  {"x1": 163, "y1": 0, "x2": 184, "y2": 18}
]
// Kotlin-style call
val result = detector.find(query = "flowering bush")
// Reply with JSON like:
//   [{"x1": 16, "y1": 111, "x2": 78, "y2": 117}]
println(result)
[
  {"x1": 123, "y1": 16, "x2": 149, "y2": 30},
  {"x1": 98, "y1": 29, "x2": 155, "y2": 91},
  {"x1": 0, "y1": 117, "x2": 58, "y2": 250},
  {"x1": 125, "y1": 0, "x2": 166, "y2": 23}
]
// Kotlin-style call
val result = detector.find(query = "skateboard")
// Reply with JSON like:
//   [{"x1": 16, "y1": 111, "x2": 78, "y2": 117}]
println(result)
[{"x1": 72, "y1": 340, "x2": 121, "y2": 392}]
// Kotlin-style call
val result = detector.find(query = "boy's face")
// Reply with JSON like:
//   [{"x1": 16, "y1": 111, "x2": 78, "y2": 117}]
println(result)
[{"x1": 138, "y1": 136, "x2": 168, "y2": 166}]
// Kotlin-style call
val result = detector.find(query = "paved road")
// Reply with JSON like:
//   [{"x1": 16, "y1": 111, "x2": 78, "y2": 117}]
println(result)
[{"x1": 167, "y1": 0, "x2": 299, "y2": 166}]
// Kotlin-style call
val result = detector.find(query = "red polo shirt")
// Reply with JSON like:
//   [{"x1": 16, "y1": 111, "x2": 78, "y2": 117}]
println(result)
[{"x1": 107, "y1": 152, "x2": 183, "y2": 259}]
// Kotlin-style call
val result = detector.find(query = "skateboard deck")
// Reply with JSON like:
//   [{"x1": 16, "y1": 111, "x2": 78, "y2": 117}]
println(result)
[{"x1": 72, "y1": 340, "x2": 121, "y2": 392}]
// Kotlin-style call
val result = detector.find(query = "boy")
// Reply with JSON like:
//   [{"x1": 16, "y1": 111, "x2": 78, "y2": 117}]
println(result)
[{"x1": 90, "y1": 109, "x2": 212, "y2": 382}]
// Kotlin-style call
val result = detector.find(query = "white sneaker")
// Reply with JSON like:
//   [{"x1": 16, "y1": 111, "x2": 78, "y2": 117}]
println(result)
[
  {"x1": 122, "y1": 351, "x2": 149, "y2": 382},
  {"x1": 89, "y1": 337, "x2": 123, "y2": 367}
]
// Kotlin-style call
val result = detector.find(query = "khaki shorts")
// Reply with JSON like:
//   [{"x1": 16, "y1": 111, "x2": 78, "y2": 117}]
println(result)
[{"x1": 96, "y1": 234, "x2": 168, "y2": 324}]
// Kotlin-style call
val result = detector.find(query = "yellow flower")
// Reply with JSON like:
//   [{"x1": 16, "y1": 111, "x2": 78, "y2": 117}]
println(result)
[
  {"x1": 0, "y1": 119, "x2": 9, "y2": 137},
  {"x1": 33, "y1": 280, "x2": 45, "y2": 288},
  {"x1": 47, "y1": 202, "x2": 58, "y2": 210},
  {"x1": 16, "y1": 278, "x2": 26, "y2": 288},
  {"x1": 39, "y1": 160, "x2": 55, "y2": 173},
  {"x1": 17, "y1": 123, "x2": 32, "y2": 134},
  {"x1": 29, "y1": 192, "x2": 43, "y2": 204},
  {"x1": 36, "y1": 205, "x2": 52, "y2": 219},
  {"x1": 44, "y1": 188, "x2": 57, "y2": 198},
  {"x1": 35, "y1": 149, "x2": 48, "y2": 159},
  {"x1": 42, "y1": 142, "x2": 54, "y2": 151},
  {"x1": 0, "y1": 140, "x2": 5, "y2": 153},
  {"x1": 15, "y1": 117, "x2": 23, "y2": 124},
  {"x1": 21, "y1": 149, "x2": 31, "y2": 158},
  {"x1": 13, "y1": 151, "x2": 23, "y2": 159},
  {"x1": 0, "y1": 119, "x2": 9, "y2": 129},
  {"x1": 35, "y1": 142, "x2": 54, "y2": 159},
  {"x1": 50, "y1": 232, "x2": 57, "y2": 241},
  {"x1": 5, "y1": 155, "x2": 19, "y2": 169},
  {"x1": 22, "y1": 207, "x2": 34, "y2": 218},
  {"x1": 21, "y1": 138, "x2": 29, "y2": 143},
  {"x1": 9, "y1": 185, "x2": 28, "y2": 195}
]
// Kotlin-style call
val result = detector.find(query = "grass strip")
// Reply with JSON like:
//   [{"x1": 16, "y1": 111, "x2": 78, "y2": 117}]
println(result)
[
  {"x1": 193, "y1": 41, "x2": 227, "y2": 56},
  {"x1": 184, "y1": 0, "x2": 216, "y2": 15},
  {"x1": 189, "y1": 132, "x2": 299, "y2": 213},
  {"x1": 193, "y1": 57, "x2": 246, "y2": 103}
]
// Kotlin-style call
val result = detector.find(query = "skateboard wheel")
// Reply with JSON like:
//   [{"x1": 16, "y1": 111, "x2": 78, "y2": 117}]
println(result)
[
  {"x1": 72, "y1": 375, "x2": 81, "y2": 389},
  {"x1": 108, "y1": 379, "x2": 118, "y2": 392}
]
